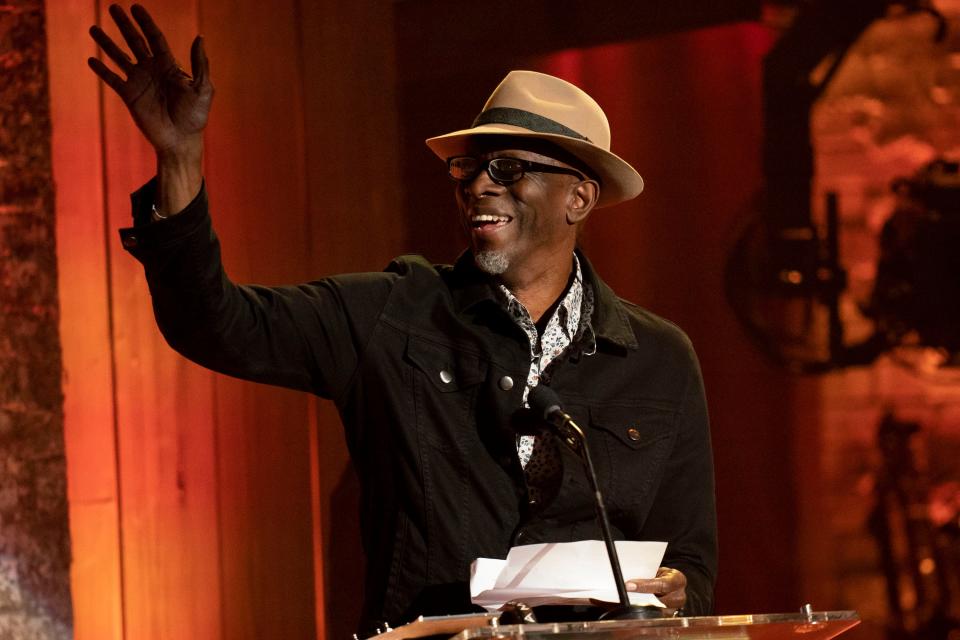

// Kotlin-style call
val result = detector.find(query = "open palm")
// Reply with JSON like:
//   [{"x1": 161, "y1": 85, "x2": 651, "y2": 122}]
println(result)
[{"x1": 88, "y1": 4, "x2": 212, "y2": 155}]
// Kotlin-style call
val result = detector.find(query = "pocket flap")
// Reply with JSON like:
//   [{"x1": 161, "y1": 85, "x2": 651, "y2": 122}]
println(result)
[
  {"x1": 589, "y1": 405, "x2": 678, "y2": 450},
  {"x1": 405, "y1": 336, "x2": 487, "y2": 392}
]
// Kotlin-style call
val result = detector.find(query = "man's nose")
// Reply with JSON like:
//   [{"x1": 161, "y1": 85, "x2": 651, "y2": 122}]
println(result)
[{"x1": 463, "y1": 166, "x2": 505, "y2": 199}]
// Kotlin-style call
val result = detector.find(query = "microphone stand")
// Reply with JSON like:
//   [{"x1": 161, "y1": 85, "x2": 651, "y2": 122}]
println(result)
[{"x1": 530, "y1": 386, "x2": 662, "y2": 621}]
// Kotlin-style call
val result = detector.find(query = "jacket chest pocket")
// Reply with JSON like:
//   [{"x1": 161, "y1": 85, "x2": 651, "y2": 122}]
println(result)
[
  {"x1": 588, "y1": 405, "x2": 678, "y2": 508},
  {"x1": 405, "y1": 335, "x2": 488, "y2": 452}
]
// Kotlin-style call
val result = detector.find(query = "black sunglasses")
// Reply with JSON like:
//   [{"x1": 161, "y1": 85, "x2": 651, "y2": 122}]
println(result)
[{"x1": 447, "y1": 156, "x2": 585, "y2": 186}]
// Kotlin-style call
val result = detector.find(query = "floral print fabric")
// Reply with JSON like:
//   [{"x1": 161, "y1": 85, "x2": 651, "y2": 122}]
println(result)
[{"x1": 497, "y1": 255, "x2": 592, "y2": 503}]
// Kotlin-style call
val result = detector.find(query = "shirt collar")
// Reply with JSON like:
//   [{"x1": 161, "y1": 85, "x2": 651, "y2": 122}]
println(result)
[
  {"x1": 494, "y1": 254, "x2": 583, "y2": 340},
  {"x1": 575, "y1": 250, "x2": 639, "y2": 350},
  {"x1": 449, "y1": 249, "x2": 639, "y2": 351}
]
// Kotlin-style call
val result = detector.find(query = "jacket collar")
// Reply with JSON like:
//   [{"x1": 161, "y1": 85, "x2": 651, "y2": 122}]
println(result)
[{"x1": 449, "y1": 250, "x2": 639, "y2": 351}]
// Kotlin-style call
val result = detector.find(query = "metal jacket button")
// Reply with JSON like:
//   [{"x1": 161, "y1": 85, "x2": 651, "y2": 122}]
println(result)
[
  {"x1": 498, "y1": 375, "x2": 514, "y2": 391},
  {"x1": 627, "y1": 427, "x2": 642, "y2": 441},
  {"x1": 439, "y1": 369, "x2": 454, "y2": 384},
  {"x1": 122, "y1": 235, "x2": 138, "y2": 248}
]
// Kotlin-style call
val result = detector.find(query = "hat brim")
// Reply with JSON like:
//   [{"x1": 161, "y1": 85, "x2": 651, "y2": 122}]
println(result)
[{"x1": 425, "y1": 123, "x2": 644, "y2": 208}]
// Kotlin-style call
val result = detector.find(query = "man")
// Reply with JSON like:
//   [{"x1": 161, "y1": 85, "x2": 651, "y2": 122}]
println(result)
[{"x1": 88, "y1": 4, "x2": 717, "y2": 634}]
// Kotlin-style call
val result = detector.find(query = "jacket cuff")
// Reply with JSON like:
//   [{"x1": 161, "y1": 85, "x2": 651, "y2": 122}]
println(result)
[{"x1": 118, "y1": 177, "x2": 208, "y2": 255}]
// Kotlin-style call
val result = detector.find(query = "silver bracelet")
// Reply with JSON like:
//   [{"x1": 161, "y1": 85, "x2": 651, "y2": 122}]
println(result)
[{"x1": 151, "y1": 203, "x2": 169, "y2": 221}]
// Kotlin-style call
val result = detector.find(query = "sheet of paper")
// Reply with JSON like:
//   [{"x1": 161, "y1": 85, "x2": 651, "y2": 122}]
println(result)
[{"x1": 470, "y1": 540, "x2": 667, "y2": 611}]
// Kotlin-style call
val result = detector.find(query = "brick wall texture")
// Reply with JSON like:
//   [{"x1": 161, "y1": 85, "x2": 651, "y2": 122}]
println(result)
[
  {"x1": 0, "y1": 1, "x2": 73, "y2": 638},
  {"x1": 812, "y1": 0, "x2": 960, "y2": 631}
]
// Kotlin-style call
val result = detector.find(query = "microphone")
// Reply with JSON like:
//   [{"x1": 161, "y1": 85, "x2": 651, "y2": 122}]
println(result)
[
  {"x1": 527, "y1": 385, "x2": 662, "y2": 621},
  {"x1": 528, "y1": 385, "x2": 585, "y2": 456}
]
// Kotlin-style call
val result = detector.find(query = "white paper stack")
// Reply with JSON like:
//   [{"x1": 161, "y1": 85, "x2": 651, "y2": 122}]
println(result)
[{"x1": 470, "y1": 540, "x2": 667, "y2": 611}]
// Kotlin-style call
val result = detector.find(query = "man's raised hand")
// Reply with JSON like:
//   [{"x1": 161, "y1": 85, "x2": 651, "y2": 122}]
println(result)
[
  {"x1": 88, "y1": 4, "x2": 212, "y2": 158},
  {"x1": 88, "y1": 4, "x2": 212, "y2": 215}
]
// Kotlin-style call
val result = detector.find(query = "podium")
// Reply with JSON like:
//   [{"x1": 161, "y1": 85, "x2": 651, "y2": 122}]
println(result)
[
  {"x1": 451, "y1": 611, "x2": 860, "y2": 640},
  {"x1": 370, "y1": 610, "x2": 860, "y2": 640}
]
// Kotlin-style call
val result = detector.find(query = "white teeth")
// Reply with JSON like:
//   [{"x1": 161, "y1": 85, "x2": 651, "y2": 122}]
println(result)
[{"x1": 471, "y1": 215, "x2": 511, "y2": 224}]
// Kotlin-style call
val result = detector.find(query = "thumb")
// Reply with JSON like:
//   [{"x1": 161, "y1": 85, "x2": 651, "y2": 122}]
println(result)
[{"x1": 190, "y1": 35, "x2": 213, "y2": 95}]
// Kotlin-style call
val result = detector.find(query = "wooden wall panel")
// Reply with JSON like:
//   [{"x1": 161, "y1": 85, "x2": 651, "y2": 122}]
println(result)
[
  {"x1": 200, "y1": 1, "x2": 316, "y2": 639},
  {"x1": 48, "y1": 1, "x2": 122, "y2": 638},
  {"x1": 52, "y1": 1, "x2": 406, "y2": 638},
  {"x1": 297, "y1": 2, "x2": 405, "y2": 637},
  {"x1": 96, "y1": 1, "x2": 223, "y2": 638}
]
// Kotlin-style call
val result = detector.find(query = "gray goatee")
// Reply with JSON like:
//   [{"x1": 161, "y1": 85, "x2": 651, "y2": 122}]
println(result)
[{"x1": 474, "y1": 251, "x2": 509, "y2": 275}]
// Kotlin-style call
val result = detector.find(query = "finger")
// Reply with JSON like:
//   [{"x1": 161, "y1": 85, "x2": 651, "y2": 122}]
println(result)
[
  {"x1": 658, "y1": 567, "x2": 687, "y2": 589},
  {"x1": 189, "y1": 35, "x2": 211, "y2": 91},
  {"x1": 659, "y1": 589, "x2": 686, "y2": 610},
  {"x1": 649, "y1": 567, "x2": 686, "y2": 592},
  {"x1": 130, "y1": 4, "x2": 172, "y2": 59},
  {"x1": 89, "y1": 25, "x2": 134, "y2": 73},
  {"x1": 626, "y1": 572, "x2": 685, "y2": 595},
  {"x1": 87, "y1": 57, "x2": 127, "y2": 96},
  {"x1": 626, "y1": 578, "x2": 666, "y2": 594},
  {"x1": 109, "y1": 4, "x2": 151, "y2": 61}
]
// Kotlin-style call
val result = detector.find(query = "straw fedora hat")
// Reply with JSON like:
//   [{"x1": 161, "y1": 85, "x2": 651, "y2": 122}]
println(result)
[{"x1": 425, "y1": 70, "x2": 643, "y2": 208}]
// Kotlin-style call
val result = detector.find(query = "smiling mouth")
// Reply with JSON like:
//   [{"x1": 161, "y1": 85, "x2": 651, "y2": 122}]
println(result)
[{"x1": 470, "y1": 214, "x2": 513, "y2": 229}]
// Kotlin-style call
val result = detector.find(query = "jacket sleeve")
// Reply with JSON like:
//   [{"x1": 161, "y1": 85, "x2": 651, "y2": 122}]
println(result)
[{"x1": 119, "y1": 179, "x2": 394, "y2": 401}]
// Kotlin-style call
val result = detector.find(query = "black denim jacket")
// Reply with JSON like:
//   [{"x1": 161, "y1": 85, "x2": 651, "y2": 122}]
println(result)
[{"x1": 121, "y1": 182, "x2": 717, "y2": 632}]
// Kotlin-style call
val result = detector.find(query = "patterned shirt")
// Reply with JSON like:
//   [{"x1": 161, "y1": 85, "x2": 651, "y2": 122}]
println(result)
[{"x1": 497, "y1": 254, "x2": 596, "y2": 503}]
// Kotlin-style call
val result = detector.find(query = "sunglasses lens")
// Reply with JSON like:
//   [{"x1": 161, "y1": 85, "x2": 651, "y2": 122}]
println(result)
[
  {"x1": 488, "y1": 158, "x2": 524, "y2": 184},
  {"x1": 447, "y1": 157, "x2": 527, "y2": 184},
  {"x1": 448, "y1": 157, "x2": 479, "y2": 181}
]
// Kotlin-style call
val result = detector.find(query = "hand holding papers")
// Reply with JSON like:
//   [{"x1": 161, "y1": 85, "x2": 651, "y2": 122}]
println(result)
[{"x1": 470, "y1": 540, "x2": 668, "y2": 611}]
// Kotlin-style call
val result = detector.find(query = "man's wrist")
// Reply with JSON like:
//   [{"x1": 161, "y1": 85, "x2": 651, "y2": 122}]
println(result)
[
  {"x1": 133, "y1": 177, "x2": 206, "y2": 228},
  {"x1": 156, "y1": 140, "x2": 203, "y2": 218}
]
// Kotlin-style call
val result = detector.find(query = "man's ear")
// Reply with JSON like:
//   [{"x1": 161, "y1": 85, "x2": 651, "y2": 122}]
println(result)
[{"x1": 567, "y1": 179, "x2": 599, "y2": 224}]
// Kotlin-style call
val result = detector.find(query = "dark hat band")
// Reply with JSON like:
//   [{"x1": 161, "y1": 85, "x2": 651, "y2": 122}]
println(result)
[{"x1": 471, "y1": 107, "x2": 592, "y2": 143}]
